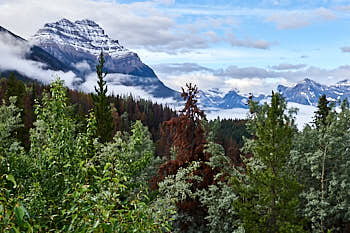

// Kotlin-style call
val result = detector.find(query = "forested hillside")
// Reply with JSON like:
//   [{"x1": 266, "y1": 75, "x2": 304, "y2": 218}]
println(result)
[
  {"x1": 0, "y1": 74, "x2": 246, "y2": 158},
  {"x1": 2, "y1": 57, "x2": 350, "y2": 232}
]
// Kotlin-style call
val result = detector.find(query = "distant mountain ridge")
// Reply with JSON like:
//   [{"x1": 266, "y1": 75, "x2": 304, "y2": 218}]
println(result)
[
  {"x1": 199, "y1": 78, "x2": 350, "y2": 110},
  {"x1": 30, "y1": 18, "x2": 179, "y2": 98},
  {"x1": 0, "y1": 20, "x2": 179, "y2": 99},
  {"x1": 2, "y1": 21, "x2": 350, "y2": 109},
  {"x1": 277, "y1": 78, "x2": 350, "y2": 106},
  {"x1": 198, "y1": 88, "x2": 265, "y2": 110},
  {"x1": 30, "y1": 19, "x2": 154, "y2": 76}
]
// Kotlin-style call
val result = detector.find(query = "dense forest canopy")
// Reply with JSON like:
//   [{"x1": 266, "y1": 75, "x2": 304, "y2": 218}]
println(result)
[{"x1": 2, "y1": 59, "x2": 350, "y2": 232}]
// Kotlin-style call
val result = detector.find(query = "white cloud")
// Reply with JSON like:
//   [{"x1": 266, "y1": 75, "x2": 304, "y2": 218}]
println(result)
[
  {"x1": 270, "y1": 63, "x2": 307, "y2": 70},
  {"x1": 205, "y1": 102, "x2": 316, "y2": 131},
  {"x1": 157, "y1": 71, "x2": 225, "y2": 92},
  {"x1": 287, "y1": 102, "x2": 316, "y2": 130},
  {"x1": 79, "y1": 72, "x2": 179, "y2": 106},
  {"x1": 0, "y1": 0, "x2": 275, "y2": 54},
  {"x1": 206, "y1": 108, "x2": 250, "y2": 121},
  {"x1": 0, "y1": 31, "x2": 80, "y2": 88},
  {"x1": 155, "y1": 62, "x2": 350, "y2": 95},
  {"x1": 265, "y1": 7, "x2": 336, "y2": 29},
  {"x1": 227, "y1": 33, "x2": 273, "y2": 49},
  {"x1": 73, "y1": 60, "x2": 91, "y2": 72}
]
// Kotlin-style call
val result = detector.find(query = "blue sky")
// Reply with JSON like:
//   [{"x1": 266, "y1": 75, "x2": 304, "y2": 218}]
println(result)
[{"x1": 2, "y1": 0, "x2": 350, "y2": 94}]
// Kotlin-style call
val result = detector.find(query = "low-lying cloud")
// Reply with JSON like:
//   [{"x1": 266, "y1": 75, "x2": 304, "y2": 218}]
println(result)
[
  {"x1": 0, "y1": 32, "x2": 80, "y2": 88},
  {"x1": 0, "y1": 31, "x2": 179, "y2": 106},
  {"x1": 154, "y1": 62, "x2": 350, "y2": 95}
]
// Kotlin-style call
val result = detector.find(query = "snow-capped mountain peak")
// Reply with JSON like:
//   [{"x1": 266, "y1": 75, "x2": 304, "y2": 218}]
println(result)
[
  {"x1": 31, "y1": 18, "x2": 130, "y2": 58},
  {"x1": 336, "y1": 79, "x2": 350, "y2": 86},
  {"x1": 26, "y1": 19, "x2": 179, "y2": 99},
  {"x1": 30, "y1": 18, "x2": 164, "y2": 79},
  {"x1": 277, "y1": 78, "x2": 350, "y2": 106}
]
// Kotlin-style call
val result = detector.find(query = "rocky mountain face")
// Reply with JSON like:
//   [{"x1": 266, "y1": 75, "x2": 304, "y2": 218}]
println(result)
[
  {"x1": 31, "y1": 19, "x2": 156, "y2": 77},
  {"x1": 278, "y1": 78, "x2": 350, "y2": 106},
  {"x1": 198, "y1": 88, "x2": 266, "y2": 110},
  {"x1": 6, "y1": 19, "x2": 178, "y2": 99},
  {"x1": 199, "y1": 78, "x2": 350, "y2": 110}
]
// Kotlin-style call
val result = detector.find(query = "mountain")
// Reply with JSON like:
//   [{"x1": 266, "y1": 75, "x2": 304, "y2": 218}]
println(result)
[
  {"x1": 5, "y1": 20, "x2": 350, "y2": 110},
  {"x1": 198, "y1": 88, "x2": 266, "y2": 110},
  {"x1": 0, "y1": 26, "x2": 73, "y2": 81},
  {"x1": 30, "y1": 19, "x2": 177, "y2": 98},
  {"x1": 277, "y1": 78, "x2": 350, "y2": 106}
]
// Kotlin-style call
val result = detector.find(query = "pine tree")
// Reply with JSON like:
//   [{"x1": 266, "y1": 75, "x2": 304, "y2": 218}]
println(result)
[
  {"x1": 92, "y1": 52, "x2": 114, "y2": 142},
  {"x1": 5, "y1": 73, "x2": 26, "y2": 108},
  {"x1": 291, "y1": 99, "x2": 350, "y2": 232},
  {"x1": 158, "y1": 83, "x2": 208, "y2": 178},
  {"x1": 314, "y1": 94, "x2": 331, "y2": 128},
  {"x1": 233, "y1": 92, "x2": 305, "y2": 232},
  {"x1": 156, "y1": 83, "x2": 215, "y2": 232}
]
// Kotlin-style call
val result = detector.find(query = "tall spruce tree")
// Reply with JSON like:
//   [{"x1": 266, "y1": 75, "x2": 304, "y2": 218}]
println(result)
[
  {"x1": 92, "y1": 52, "x2": 114, "y2": 142},
  {"x1": 232, "y1": 92, "x2": 305, "y2": 232},
  {"x1": 314, "y1": 94, "x2": 331, "y2": 128},
  {"x1": 157, "y1": 83, "x2": 215, "y2": 232}
]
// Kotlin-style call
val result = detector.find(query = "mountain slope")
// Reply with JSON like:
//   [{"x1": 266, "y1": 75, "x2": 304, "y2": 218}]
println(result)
[
  {"x1": 0, "y1": 26, "x2": 73, "y2": 74},
  {"x1": 277, "y1": 78, "x2": 350, "y2": 106},
  {"x1": 30, "y1": 18, "x2": 178, "y2": 98}
]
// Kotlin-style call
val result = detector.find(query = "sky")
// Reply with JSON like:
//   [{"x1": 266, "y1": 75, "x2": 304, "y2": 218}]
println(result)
[{"x1": 2, "y1": 0, "x2": 350, "y2": 94}]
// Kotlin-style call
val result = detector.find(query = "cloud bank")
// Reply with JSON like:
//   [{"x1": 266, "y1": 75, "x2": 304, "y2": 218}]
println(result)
[
  {"x1": 265, "y1": 7, "x2": 336, "y2": 29},
  {"x1": 0, "y1": 31, "x2": 80, "y2": 88},
  {"x1": 0, "y1": 0, "x2": 276, "y2": 54},
  {"x1": 154, "y1": 62, "x2": 350, "y2": 95}
]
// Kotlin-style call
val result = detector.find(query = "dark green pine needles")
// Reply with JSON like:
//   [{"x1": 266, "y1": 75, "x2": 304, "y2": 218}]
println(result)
[{"x1": 92, "y1": 51, "x2": 115, "y2": 142}]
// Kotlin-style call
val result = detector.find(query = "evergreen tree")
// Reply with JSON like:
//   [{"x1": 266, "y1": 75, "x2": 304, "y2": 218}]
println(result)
[
  {"x1": 4, "y1": 73, "x2": 26, "y2": 108},
  {"x1": 314, "y1": 94, "x2": 331, "y2": 128},
  {"x1": 233, "y1": 92, "x2": 305, "y2": 232},
  {"x1": 291, "y1": 99, "x2": 350, "y2": 232},
  {"x1": 92, "y1": 52, "x2": 114, "y2": 142},
  {"x1": 4, "y1": 73, "x2": 28, "y2": 148},
  {"x1": 157, "y1": 83, "x2": 215, "y2": 232}
]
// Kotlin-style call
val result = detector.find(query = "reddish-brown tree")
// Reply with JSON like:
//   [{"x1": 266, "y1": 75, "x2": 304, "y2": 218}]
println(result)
[{"x1": 156, "y1": 83, "x2": 216, "y2": 231}]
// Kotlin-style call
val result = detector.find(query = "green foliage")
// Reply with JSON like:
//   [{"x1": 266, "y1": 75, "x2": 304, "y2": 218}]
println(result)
[
  {"x1": 6, "y1": 75, "x2": 350, "y2": 232},
  {"x1": 0, "y1": 174, "x2": 32, "y2": 232},
  {"x1": 155, "y1": 120, "x2": 240, "y2": 233},
  {"x1": 4, "y1": 73, "x2": 26, "y2": 108},
  {"x1": 291, "y1": 99, "x2": 350, "y2": 232},
  {"x1": 199, "y1": 133, "x2": 241, "y2": 233},
  {"x1": 156, "y1": 161, "x2": 203, "y2": 232},
  {"x1": 92, "y1": 51, "x2": 115, "y2": 142},
  {"x1": 0, "y1": 79, "x2": 172, "y2": 232},
  {"x1": 4, "y1": 73, "x2": 30, "y2": 149},
  {"x1": 232, "y1": 92, "x2": 305, "y2": 232},
  {"x1": 0, "y1": 97, "x2": 23, "y2": 157},
  {"x1": 0, "y1": 97, "x2": 32, "y2": 232}
]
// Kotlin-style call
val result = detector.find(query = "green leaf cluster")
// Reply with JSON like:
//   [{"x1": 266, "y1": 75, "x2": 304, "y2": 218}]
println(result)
[{"x1": 0, "y1": 79, "x2": 172, "y2": 232}]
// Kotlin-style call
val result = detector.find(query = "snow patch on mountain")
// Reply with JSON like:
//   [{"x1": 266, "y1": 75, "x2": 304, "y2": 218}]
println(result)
[
  {"x1": 278, "y1": 78, "x2": 350, "y2": 106},
  {"x1": 30, "y1": 18, "x2": 179, "y2": 99},
  {"x1": 31, "y1": 18, "x2": 132, "y2": 59}
]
